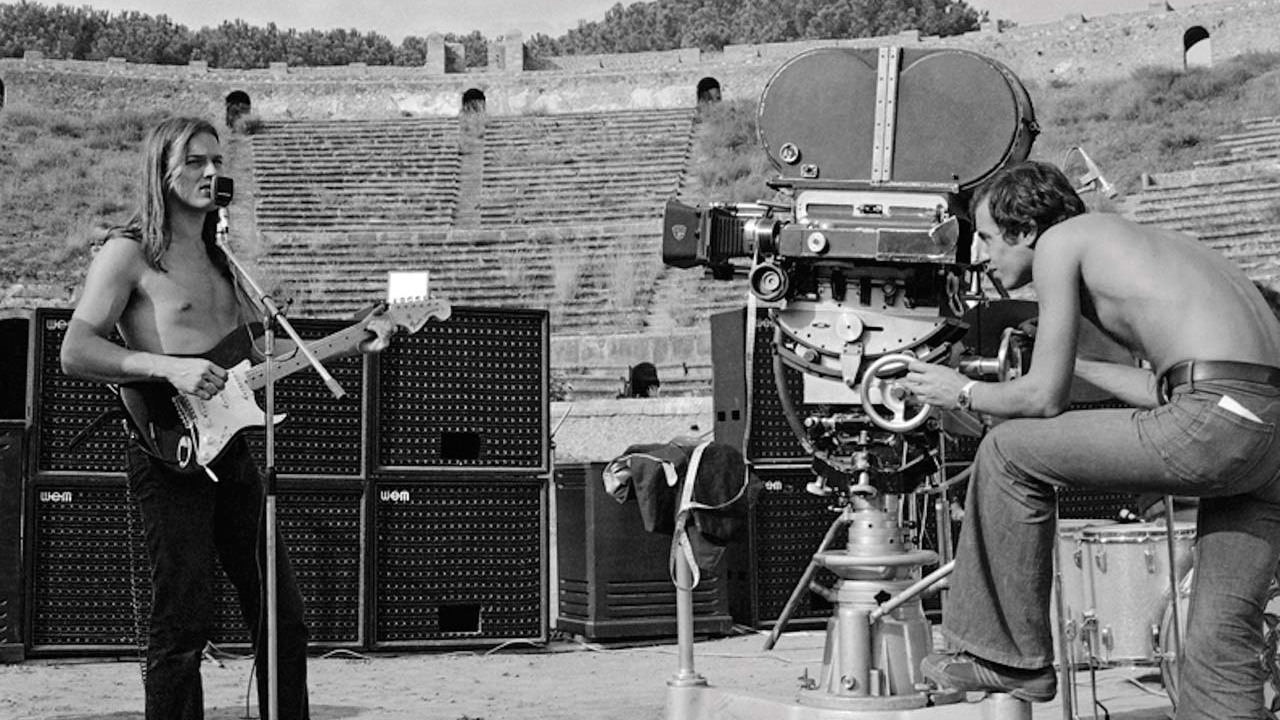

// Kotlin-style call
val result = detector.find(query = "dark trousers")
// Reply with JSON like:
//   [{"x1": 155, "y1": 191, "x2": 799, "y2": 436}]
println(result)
[{"x1": 127, "y1": 438, "x2": 310, "y2": 720}]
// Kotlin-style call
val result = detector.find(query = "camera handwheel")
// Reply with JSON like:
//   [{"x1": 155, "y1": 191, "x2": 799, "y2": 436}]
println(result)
[
  {"x1": 996, "y1": 327, "x2": 1031, "y2": 382},
  {"x1": 860, "y1": 353, "x2": 932, "y2": 432}
]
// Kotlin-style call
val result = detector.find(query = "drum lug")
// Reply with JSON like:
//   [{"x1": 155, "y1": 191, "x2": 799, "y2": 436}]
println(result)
[
  {"x1": 1081, "y1": 611, "x2": 1100, "y2": 659},
  {"x1": 1144, "y1": 548, "x2": 1157, "y2": 574}
]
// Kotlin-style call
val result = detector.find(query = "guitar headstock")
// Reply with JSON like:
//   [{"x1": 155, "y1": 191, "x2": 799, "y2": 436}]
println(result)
[{"x1": 376, "y1": 297, "x2": 452, "y2": 334}]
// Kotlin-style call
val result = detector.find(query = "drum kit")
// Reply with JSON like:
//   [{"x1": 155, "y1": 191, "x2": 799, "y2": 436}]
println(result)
[{"x1": 1052, "y1": 513, "x2": 1280, "y2": 714}]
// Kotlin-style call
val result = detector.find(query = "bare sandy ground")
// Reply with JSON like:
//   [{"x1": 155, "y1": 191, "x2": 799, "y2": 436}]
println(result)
[{"x1": 0, "y1": 629, "x2": 1175, "y2": 720}]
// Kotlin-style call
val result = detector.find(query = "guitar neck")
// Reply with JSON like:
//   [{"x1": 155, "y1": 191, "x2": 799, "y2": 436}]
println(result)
[{"x1": 241, "y1": 323, "x2": 367, "y2": 391}]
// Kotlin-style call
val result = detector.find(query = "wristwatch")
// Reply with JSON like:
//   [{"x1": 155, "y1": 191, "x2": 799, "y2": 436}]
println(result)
[{"x1": 957, "y1": 380, "x2": 978, "y2": 411}]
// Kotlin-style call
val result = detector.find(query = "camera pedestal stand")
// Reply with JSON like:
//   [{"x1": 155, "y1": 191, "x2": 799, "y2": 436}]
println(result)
[
  {"x1": 796, "y1": 491, "x2": 948, "y2": 711},
  {"x1": 665, "y1": 485, "x2": 1032, "y2": 720}
]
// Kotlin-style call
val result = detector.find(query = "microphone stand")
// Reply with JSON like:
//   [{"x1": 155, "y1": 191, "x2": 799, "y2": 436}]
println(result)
[{"x1": 215, "y1": 208, "x2": 345, "y2": 720}]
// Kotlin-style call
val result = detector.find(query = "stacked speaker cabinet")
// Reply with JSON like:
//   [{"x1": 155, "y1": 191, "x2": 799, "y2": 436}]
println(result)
[
  {"x1": 22, "y1": 305, "x2": 550, "y2": 656},
  {"x1": 0, "y1": 422, "x2": 26, "y2": 662},
  {"x1": 24, "y1": 309, "x2": 368, "y2": 656},
  {"x1": 711, "y1": 308, "x2": 837, "y2": 629},
  {"x1": 0, "y1": 312, "x2": 29, "y2": 662},
  {"x1": 368, "y1": 307, "x2": 549, "y2": 649}
]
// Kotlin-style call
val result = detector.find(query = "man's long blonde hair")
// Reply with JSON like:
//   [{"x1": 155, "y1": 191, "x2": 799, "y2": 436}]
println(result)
[{"x1": 113, "y1": 116, "x2": 224, "y2": 273}]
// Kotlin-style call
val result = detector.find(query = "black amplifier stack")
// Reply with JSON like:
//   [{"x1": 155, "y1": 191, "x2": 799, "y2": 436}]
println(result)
[
  {"x1": 6, "y1": 305, "x2": 550, "y2": 658},
  {"x1": 711, "y1": 308, "x2": 837, "y2": 629}
]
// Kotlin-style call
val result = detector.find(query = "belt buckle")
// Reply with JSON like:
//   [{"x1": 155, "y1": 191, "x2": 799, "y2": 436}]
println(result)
[{"x1": 1156, "y1": 359, "x2": 1193, "y2": 406}]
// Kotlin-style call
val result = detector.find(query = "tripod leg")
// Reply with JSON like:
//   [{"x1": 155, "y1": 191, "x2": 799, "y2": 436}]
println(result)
[{"x1": 763, "y1": 509, "x2": 850, "y2": 651}]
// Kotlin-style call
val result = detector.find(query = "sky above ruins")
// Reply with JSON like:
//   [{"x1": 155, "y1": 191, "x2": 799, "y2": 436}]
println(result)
[{"x1": 81, "y1": 0, "x2": 1242, "y2": 42}]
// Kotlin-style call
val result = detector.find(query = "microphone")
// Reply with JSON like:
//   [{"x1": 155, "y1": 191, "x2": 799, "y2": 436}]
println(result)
[
  {"x1": 213, "y1": 175, "x2": 234, "y2": 207},
  {"x1": 212, "y1": 176, "x2": 234, "y2": 240},
  {"x1": 1073, "y1": 147, "x2": 1118, "y2": 199}
]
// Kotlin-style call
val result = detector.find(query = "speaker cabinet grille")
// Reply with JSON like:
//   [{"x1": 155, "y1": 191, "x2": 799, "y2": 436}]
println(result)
[
  {"x1": 210, "y1": 483, "x2": 365, "y2": 647},
  {"x1": 372, "y1": 476, "x2": 545, "y2": 647},
  {"x1": 27, "y1": 477, "x2": 148, "y2": 651},
  {"x1": 26, "y1": 476, "x2": 364, "y2": 655},
  {"x1": 373, "y1": 308, "x2": 548, "y2": 473},
  {"x1": 241, "y1": 318, "x2": 367, "y2": 477},
  {"x1": 33, "y1": 309, "x2": 366, "y2": 477},
  {"x1": 33, "y1": 310, "x2": 128, "y2": 474},
  {"x1": 711, "y1": 308, "x2": 808, "y2": 465},
  {"x1": 747, "y1": 316, "x2": 809, "y2": 463},
  {"x1": 727, "y1": 465, "x2": 837, "y2": 628}
]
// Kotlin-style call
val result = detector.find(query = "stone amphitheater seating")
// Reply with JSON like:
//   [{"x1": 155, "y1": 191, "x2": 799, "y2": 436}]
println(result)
[
  {"x1": 1126, "y1": 116, "x2": 1280, "y2": 286},
  {"x1": 1196, "y1": 117, "x2": 1280, "y2": 168},
  {"x1": 1142, "y1": 118, "x2": 1280, "y2": 281},
  {"x1": 249, "y1": 109, "x2": 700, "y2": 342},
  {"x1": 475, "y1": 108, "x2": 695, "y2": 227},
  {"x1": 254, "y1": 222, "x2": 668, "y2": 336},
  {"x1": 250, "y1": 117, "x2": 462, "y2": 231}
]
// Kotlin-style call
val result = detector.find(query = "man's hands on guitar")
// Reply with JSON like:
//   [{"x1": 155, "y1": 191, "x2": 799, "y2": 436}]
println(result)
[
  {"x1": 357, "y1": 311, "x2": 396, "y2": 354},
  {"x1": 164, "y1": 357, "x2": 228, "y2": 400}
]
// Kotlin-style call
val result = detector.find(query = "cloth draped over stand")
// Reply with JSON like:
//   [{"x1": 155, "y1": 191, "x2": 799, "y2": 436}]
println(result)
[{"x1": 603, "y1": 438, "x2": 757, "y2": 588}]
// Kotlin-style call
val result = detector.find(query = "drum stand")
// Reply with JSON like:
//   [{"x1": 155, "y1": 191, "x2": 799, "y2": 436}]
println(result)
[
  {"x1": 666, "y1": 480, "x2": 1032, "y2": 720},
  {"x1": 1054, "y1": 495, "x2": 1185, "y2": 720}
]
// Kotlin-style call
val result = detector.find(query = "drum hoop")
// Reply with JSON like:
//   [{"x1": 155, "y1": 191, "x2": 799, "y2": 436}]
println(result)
[{"x1": 1080, "y1": 522, "x2": 1196, "y2": 543}]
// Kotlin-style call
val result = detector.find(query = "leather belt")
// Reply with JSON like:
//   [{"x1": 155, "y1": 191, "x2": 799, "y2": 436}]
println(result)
[{"x1": 1156, "y1": 359, "x2": 1280, "y2": 404}]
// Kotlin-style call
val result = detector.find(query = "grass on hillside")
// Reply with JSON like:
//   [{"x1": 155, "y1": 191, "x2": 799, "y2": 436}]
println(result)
[
  {"x1": 1030, "y1": 51, "x2": 1280, "y2": 192},
  {"x1": 0, "y1": 108, "x2": 159, "y2": 286}
]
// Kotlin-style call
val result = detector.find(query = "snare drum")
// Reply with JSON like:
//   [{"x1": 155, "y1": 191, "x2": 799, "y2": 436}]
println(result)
[
  {"x1": 1052, "y1": 518, "x2": 1115, "y2": 665},
  {"x1": 1079, "y1": 521, "x2": 1196, "y2": 665}
]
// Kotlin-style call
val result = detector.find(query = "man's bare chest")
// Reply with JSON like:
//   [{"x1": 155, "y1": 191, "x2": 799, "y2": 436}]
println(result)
[{"x1": 131, "y1": 265, "x2": 242, "y2": 351}]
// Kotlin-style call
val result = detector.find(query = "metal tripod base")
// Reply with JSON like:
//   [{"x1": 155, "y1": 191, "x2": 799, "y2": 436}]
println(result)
[{"x1": 667, "y1": 683, "x2": 1031, "y2": 720}]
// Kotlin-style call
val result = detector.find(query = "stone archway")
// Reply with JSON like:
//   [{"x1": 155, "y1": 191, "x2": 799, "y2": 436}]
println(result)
[
  {"x1": 1184, "y1": 25, "x2": 1212, "y2": 70},
  {"x1": 462, "y1": 88, "x2": 487, "y2": 114},
  {"x1": 696, "y1": 77, "x2": 722, "y2": 105},
  {"x1": 225, "y1": 90, "x2": 251, "y2": 129}
]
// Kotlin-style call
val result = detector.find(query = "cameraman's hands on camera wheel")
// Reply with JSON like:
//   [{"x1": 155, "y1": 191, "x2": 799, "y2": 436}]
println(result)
[{"x1": 903, "y1": 360, "x2": 970, "y2": 411}]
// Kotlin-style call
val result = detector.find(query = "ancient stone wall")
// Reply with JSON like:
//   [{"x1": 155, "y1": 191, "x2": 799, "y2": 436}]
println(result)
[{"x1": 2, "y1": 0, "x2": 1278, "y2": 121}]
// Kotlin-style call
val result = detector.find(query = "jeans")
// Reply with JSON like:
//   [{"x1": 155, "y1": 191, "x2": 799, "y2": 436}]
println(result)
[
  {"x1": 944, "y1": 379, "x2": 1280, "y2": 720},
  {"x1": 127, "y1": 437, "x2": 310, "y2": 720}
]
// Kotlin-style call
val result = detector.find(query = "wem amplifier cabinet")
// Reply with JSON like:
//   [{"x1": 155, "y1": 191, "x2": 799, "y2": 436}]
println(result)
[
  {"x1": 711, "y1": 307, "x2": 808, "y2": 464},
  {"x1": 24, "y1": 475, "x2": 365, "y2": 656},
  {"x1": 371, "y1": 307, "x2": 549, "y2": 474},
  {"x1": 554, "y1": 462, "x2": 733, "y2": 640},
  {"x1": 712, "y1": 308, "x2": 835, "y2": 628},
  {"x1": 724, "y1": 465, "x2": 837, "y2": 629},
  {"x1": 30, "y1": 309, "x2": 368, "y2": 478},
  {"x1": 370, "y1": 475, "x2": 547, "y2": 649},
  {"x1": 26, "y1": 309, "x2": 368, "y2": 655},
  {"x1": 24, "y1": 305, "x2": 552, "y2": 655}
]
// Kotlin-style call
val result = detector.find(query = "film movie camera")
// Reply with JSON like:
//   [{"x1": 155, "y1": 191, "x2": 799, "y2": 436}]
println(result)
[{"x1": 663, "y1": 47, "x2": 1039, "y2": 716}]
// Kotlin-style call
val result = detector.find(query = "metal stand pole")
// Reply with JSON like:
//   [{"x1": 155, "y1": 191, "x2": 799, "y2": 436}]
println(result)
[
  {"x1": 215, "y1": 230, "x2": 342, "y2": 720},
  {"x1": 1163, "y1": 495, "x2": 1184, "y2": 688},
  {"x1": 763, "y1": 508, "x2": 851, "y2": 651},
  {"x1": 264, "y1": 325, "x2": 278, "y2": 720},
  {"x1": 1053, "y1": 518, "x2": 1076, "y2": 720},
  {"x1": 669, "y1": 549, "x2": 706, "y2": 688}
]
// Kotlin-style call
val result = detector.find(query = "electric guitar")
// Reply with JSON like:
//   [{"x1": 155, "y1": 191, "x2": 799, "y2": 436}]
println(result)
[{"x1": 116, "y1": 297, "x2": 451, "y2": 474}]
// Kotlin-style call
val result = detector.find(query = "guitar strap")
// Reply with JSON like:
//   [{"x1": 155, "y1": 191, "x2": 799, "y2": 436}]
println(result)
[{"x1": 64, "y1": 397, "x2": 127, "y2": 454}]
